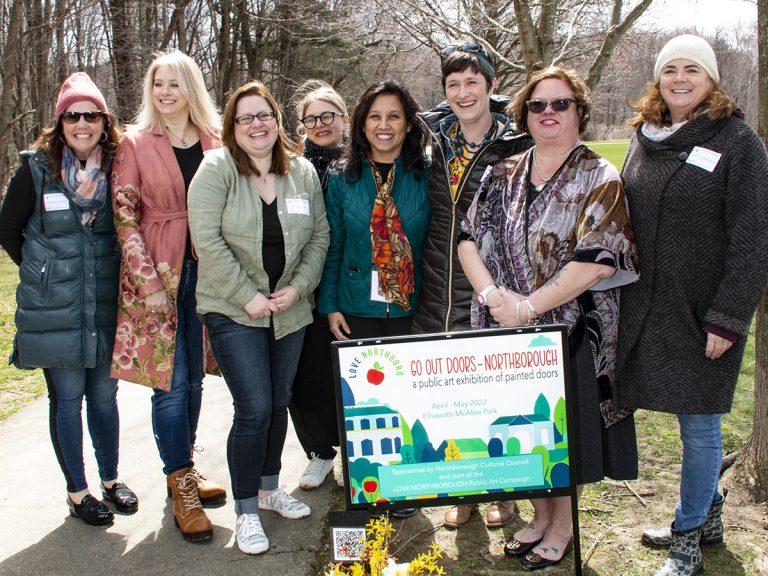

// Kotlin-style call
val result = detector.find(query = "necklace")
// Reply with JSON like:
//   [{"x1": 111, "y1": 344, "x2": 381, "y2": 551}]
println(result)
[
  {"x1": 532, "y1": 140, "x2": 581, "y2": 190},
  {"x1": 451, "y1": 120, "x2": 499, "y2": 158},
  {"x1": 166, "y1": 123, "x2": 192, "y2": 148}
]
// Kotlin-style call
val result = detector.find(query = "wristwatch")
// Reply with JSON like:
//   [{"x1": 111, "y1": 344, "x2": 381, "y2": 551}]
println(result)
[{"x1": 477, "y1": 284, "x2": 498, "y2": 306}]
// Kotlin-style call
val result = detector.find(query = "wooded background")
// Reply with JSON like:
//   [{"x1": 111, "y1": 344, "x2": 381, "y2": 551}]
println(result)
[
  {"x1": 0, "y1": 0, "x2": 760, "y2": 188},
  {"x1": 0, "y1": 0, "x2": 766, "y2": 501}
]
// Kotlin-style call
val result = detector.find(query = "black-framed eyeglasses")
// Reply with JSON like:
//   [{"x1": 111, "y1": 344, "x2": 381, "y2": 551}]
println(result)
[
  {"x1": 301, "y1": 111, "x2": 342, "y2": 129},
  {"x1": 234, "y1": 111, "x2": 276, "y2": 125},
  {"x1": 440, "y1": 42, "x2": 490, "y2": 61},
  {"x1": 526, "y1": 98, "x2": 576, "y2": 114},
  {"x1": 60, "y1": 111, "x2": 104, "y2": 124}
]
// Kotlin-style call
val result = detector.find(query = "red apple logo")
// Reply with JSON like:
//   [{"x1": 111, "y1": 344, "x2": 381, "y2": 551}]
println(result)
[{"x1": 367, "y1": 362, "x2": 385, "y2": 385}]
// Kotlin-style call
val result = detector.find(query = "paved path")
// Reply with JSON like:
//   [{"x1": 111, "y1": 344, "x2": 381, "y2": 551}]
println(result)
[{"x1": 0, "y1": 376, "x2": 336, "y2": 576}]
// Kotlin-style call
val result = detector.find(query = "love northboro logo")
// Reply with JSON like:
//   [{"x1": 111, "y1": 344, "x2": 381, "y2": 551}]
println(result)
[{"x1": 345, "y1": 347, "x2": 405, "y2": 384}]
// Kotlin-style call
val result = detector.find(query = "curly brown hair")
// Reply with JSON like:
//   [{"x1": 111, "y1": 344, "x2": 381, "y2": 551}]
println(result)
[
  {"x1": 627, "y1": 81, "x2": 735, "y2": 128},
  {"x1": 507, "y1": 66, "x2": 592, "y2": 136},
  {"x1": 32, "y1": 116, "x2": 121, "y2": 179}
]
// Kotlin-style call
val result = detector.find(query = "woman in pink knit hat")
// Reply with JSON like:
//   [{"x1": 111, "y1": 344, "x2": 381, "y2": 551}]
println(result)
[{"x1": 0, "y1": 72, "x2": 138, "y2": 526}]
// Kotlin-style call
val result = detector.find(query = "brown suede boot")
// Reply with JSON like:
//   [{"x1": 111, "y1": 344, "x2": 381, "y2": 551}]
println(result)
[{"x1": 167, "y1": 468, "x2": 213, "y2": 542}]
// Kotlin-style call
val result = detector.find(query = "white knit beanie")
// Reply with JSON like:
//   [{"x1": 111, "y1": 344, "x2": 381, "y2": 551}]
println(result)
[{"x1": 653, "y1": 35, "x2": 720, "y2": 83}]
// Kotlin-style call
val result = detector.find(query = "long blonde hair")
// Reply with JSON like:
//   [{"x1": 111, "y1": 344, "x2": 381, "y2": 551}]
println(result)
[{"x1": 134, "y1": 51, "x2": 221, "y2": 135}]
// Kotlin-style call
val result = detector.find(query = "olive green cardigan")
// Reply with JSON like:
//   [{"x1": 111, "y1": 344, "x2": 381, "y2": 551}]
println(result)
[{"x1": 188, "y1": 148, "x2": 329, "y2": 339}]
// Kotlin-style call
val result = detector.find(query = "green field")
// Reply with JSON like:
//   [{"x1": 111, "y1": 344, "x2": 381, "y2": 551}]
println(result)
[
  {"x1": 587, "y1": 139, "x2": 630, "y2": 171},
  {"x1": 0, "y1": 255, "x2": 45, "y2": 419}
]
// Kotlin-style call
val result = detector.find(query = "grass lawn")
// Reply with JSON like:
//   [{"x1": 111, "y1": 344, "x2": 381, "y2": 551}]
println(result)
[
  {"x1": 586, "y1": 140, "x2": 630, "y2": 171},
  {"x1": 0, "y1": 254, "x2": 45, "y2": 419}
]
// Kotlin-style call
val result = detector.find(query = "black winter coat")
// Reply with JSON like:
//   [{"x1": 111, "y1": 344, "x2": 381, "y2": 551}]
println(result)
[{"x1": 411, "y1": 98, "x2": 532, "y2": 334}]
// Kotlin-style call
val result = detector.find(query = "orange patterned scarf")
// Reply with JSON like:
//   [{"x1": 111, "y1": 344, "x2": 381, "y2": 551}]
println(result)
[{"x1": 369, "y1": 162, "x2": 414, "y2": 311}]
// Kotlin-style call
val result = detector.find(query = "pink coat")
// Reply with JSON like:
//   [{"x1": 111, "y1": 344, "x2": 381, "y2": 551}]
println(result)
[{"x1": 110, "y1": 126, "x2": 219, "y2": 390}]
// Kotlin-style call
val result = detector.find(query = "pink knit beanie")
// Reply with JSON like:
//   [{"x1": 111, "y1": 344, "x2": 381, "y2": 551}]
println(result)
[{"x1": 54, "y1": 72, "x2": 109, "y2": 120}]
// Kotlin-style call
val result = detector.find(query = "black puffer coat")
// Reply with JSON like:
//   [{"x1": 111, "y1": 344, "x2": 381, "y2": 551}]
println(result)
[{"x1": 411, "y1": 98, "x2": 532, "y2": 334}]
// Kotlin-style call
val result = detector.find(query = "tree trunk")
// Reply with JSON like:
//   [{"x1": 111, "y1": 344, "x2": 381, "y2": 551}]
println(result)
[
  {"x1": 585, "y1": 0, "x2": 655, "y2": 91},
  {"x1": 0, "y1": 0, "x2": 24, "y2": 188},
  {"x1": 730, "y1": 0, "x2": 768, "y2": 502},
  {"x1": 108, "y1": 0, "x2": 141, "y2": 122}
]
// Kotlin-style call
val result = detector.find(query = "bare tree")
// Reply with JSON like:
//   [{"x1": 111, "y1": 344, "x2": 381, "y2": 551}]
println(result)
[
  {"x1": 381, "y1": 0, "x2": 656, "y2": 91},
  {"x1": 0, "y1": 0, "x2": 24, "y2": 185}
]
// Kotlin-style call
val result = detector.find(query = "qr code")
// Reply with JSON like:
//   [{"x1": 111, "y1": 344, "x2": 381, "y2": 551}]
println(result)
[{"x1": 332, "y1": 527, "x2": 366, "y2": 561}]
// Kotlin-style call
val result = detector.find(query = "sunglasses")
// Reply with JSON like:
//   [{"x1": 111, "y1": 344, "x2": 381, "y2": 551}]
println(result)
[
  {"x1": 526, "y1": 98, "x2": 576, "y2": 114},
  {"x1": 301, "y1": 111, "x2": 343, "y2": 130},
  {"x1": 60, "y1": 111, "x2": 104, "y2": 124},
  {"x1": 440, "y1": 42, "x2": 490, "y2": 61},
  {"x1": 234, "y1": 111, "x2": 276, "y2": 125}
]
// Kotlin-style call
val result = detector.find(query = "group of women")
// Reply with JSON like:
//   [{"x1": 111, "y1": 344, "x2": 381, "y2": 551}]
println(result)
[{"x1": 0, "y1": 33, "x2": 766, "y2": 574}]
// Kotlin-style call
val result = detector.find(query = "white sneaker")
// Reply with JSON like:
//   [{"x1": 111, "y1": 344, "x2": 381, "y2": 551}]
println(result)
[
  {"x1": 258, "y1": 487, "x2": 310, "y2": 519},
  {"x1": 235, "y1": 513, "x2": 269, "y2": 555},
  {"x1": 299, "y1": 455, "x2": 334, "y2": 489}
]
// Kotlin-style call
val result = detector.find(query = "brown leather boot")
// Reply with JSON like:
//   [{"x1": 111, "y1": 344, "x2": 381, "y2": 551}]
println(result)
[
  {"x1": 166, "y1": 468, "x2": 226, "y2": 507},
  {"x1": 190, "y1": 468, "x2": 227, "y2": 507},
  {"x1": 188, "y1": 445, "x2": 227, "y2": 507},
  {"x1": 167, "y1": 468, "x2": 213, "y2": 542}
]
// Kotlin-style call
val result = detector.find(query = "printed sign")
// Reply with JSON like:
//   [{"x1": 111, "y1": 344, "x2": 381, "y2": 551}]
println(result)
[{"x1": 332, "y1": 325, "x2": 575, "y2": 511}]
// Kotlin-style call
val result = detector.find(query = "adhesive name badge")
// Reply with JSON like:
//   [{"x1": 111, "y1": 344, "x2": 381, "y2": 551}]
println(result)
[
  {"x1": 686, "y1": 146, "x2": 721, "y2": 172},
  {"x1": 43, "y1": 193, "x2": 70, "y2": 211},
  {"x1": 370, "y1": 271, "x2": 390, "y2": 303},
  {"x1": 285, "y1": 198, "x2": 310, "y2": 215}
]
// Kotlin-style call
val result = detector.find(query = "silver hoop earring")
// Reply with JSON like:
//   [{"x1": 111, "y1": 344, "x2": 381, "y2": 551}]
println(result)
[{"x1": 99, "y1": 132, "x2": 108, "y2": 143}]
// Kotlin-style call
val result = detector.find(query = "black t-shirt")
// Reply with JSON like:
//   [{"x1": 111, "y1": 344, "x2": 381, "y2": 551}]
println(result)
[
  {"x1": 172, "y1": 141, "x2": 204, "y2": 260},
  {"x1": 261, "y1": 197, "x2": 285, "y2": 293}
]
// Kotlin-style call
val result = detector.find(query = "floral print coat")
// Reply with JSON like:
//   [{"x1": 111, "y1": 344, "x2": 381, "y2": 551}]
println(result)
[{"x1": 110, "y1": 126, "x2": 219, "y2": 390}]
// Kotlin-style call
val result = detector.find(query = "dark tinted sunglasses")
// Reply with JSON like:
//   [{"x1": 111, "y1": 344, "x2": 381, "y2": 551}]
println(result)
[
  {"x1": 526, "y1": 98, "x2": 576, "y2": 114},
  {"x1": 440, "y1": 42, "x2": 490, "y2": 61},
  {"x1": 60, "y1": 111, "x2": 104, "y2": 124}
]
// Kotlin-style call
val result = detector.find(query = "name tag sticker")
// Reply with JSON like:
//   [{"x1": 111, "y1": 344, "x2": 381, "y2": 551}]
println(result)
[
  {"x1": 285, "y1": 198, "x2": 310, "y2": 215},
  {"x1": 686, "y1": 146, "x2": 721, "y2": 172},
  {"x1": 43, "y1": 193, "x2": 70, "y2": 212},
  {"x1": 370, "y1": 271, "x2": 390, "y2": 303}
]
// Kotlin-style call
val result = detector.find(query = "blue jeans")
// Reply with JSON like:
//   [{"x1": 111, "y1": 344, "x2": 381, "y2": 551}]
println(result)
[
  {"x1": 44, "y1": 361, "x2": 119, "y2": 493},
  {"x1": 203, "y1": 312, "x2": 304, "y2": 514},
  {"x1": 675, "y1": 413, "x2": 723, "y2": 531},
  {"x1": 151, "y1": 260, "x2": 204, "y2": 475}
]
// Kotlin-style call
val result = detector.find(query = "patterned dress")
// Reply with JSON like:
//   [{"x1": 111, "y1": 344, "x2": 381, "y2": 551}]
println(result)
[{"x1": 463, "y1": 145, "x2": 639, "y2": 482}]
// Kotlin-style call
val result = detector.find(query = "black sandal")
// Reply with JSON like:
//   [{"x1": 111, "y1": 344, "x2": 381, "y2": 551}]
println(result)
[{"x1": 504, "y1": 536, "x2": 543, "y2": 558}]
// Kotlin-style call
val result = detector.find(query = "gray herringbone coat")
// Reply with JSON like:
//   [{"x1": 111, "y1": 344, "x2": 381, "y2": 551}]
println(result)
[{"x1": 616, "y1": 114, "x2": 768, "y2": 414}]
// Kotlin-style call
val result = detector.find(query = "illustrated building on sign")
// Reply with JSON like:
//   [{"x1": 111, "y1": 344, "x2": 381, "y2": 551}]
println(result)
[
  {"x1": 453, "y1": 438, "x2": 490, "y2": 459},
  {"x1": 489, "y1": 414, "x2": 555, "y2": 453},
  {"x1": 344, "y1": 405, "x2": 403, "y2": 465}
]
